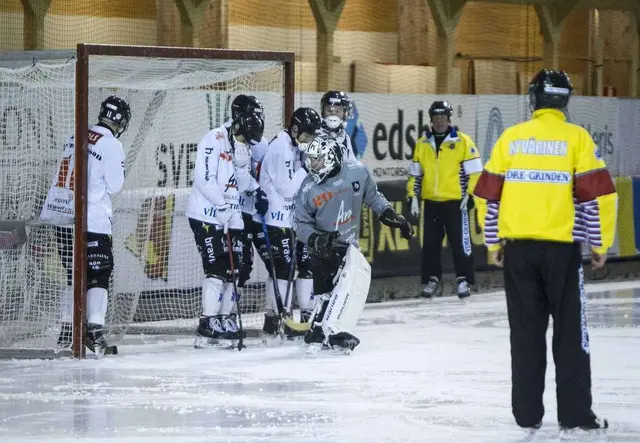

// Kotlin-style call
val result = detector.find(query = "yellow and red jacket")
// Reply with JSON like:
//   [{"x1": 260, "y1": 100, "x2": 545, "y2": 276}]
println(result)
[
  {"x1": 406, "y1": 127, "x2": 483, "y2": 202},
  {"x1": 473, "y1": 108, "x2": 618, "y2": 255}
]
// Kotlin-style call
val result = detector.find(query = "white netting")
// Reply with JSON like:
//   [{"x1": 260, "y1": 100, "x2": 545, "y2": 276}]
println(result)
[{"x1": 0, "y1": 53, "x2": 288, "y2": 353}]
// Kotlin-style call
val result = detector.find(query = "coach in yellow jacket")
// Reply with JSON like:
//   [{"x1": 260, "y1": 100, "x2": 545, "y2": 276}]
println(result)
[
  {"x1": 474, "y1": 69, "x2": 614, "y2": 436},
  {"x1": 406, "y1": 101, "x2": 483, "y2": 299}
]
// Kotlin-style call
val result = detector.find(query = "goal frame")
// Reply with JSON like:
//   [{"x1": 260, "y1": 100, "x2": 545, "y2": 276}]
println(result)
[{"x1": 71, "y1": 43, "x2": 295, "y2": 358}]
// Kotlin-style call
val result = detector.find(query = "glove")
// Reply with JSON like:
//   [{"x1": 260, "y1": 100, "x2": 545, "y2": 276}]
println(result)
[
  {"x1": 308, "y1": 231, "x2": 340, "y2": 259},
  {"x1": 379, "y1": 207, "x2": 414, "y2": 240},
  {"x1": 215, "y1": 203, "x2": 234, "y2": 226},
  {"x1": 254, "y1": 188, "x2": 268, "y2": 217},
  {"x1": 233, "y1": 142, "x2": 250, "y2": 168},
  {"x1": 410, "y1": 196, "x2": 420, "y2": 217}
]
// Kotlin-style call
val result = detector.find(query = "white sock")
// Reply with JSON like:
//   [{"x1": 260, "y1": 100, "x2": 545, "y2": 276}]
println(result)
[
  {"x1": 87, "y1": 287, "x2": 108, "y2": 325},
  {"x1": 219, "y1": 282, "x2": 235, "y2": 316},
  {"x1": 201, "y1": 277, "x2": 224, "y2": 317},
  {"x1": 59, "y1": 286, "x2": 74, "y2": 323},
  {"x1": 295, "y1": 278, "x2": 315, "y2": 312},
  {"x1": 265, "y1": 277, "x2": 277, "y2": 314},
  {"x1": 277, "y1": 279, "x2": 291, "y2": 311}
]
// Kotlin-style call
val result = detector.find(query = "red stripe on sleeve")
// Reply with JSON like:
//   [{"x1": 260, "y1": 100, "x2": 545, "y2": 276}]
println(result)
[
  {"x1": 574, "y1": 168, "x2": 616, "y2": 203},
  {"x1": 473, "y1": 171, "x2": 504, "y2": 201}
]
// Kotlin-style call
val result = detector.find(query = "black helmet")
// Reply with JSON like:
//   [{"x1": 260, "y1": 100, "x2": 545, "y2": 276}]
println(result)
[
  {"x1": 528, "y1": 69, "x2": 573, "y2": 111},
  {"x1": 288, "y1": 107, "x2": 322, "y2": 141},
  {"x1": 428, "y1": 101, "x2": 453, "y2": 119},
  {"x1": 231, "y1": 94, "x2": 264, "y2": 120},
  {"x1": 98, "y1": 95, "x2": 131, "y2": 137},
  {"x1": 231, "y1": 111, "x2": 264, "y2": 145}
]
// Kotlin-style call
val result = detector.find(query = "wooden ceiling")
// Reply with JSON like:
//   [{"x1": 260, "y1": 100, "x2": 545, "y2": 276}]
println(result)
[{"x1": 470, "y1": 0, "x2": 640, "y2": 11}]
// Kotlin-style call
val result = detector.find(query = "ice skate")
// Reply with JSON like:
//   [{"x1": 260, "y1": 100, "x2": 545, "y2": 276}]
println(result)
[
  {"x1": 559, "y1": 416, "x2": 608, "y2": 440},
  {"x1": 85, "y1": 323, "x2": 116, "y2": 356},
  {"x1": 457, "y1": 277, "x2": 471, "y2": 301},
  {"x1": 421, "y1": 277, "x2": 442, "y2": 299},
  {"x1": 194, "y1": 316, "x2": 225, "y2": 348},
  {"x1": 221, "y1": 314, "x2": 246, "y2": 341},
  {"x1": 520, "y1": 421, "x2": 541, "y2": 441}
]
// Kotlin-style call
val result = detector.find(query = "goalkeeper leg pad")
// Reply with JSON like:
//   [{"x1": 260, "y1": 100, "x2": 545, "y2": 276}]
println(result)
[{"x1": 319, "y1": 245, "x2": 371, "y2": 338}]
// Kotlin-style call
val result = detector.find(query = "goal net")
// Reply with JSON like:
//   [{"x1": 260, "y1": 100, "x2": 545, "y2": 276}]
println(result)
[{"x1": 0, "y1": 45, "x2": 294, "y2": 358}]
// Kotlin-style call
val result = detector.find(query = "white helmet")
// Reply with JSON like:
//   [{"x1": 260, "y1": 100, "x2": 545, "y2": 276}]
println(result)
[{"x1": 304, "y1": 136, "x2": 343, "y2": 184}]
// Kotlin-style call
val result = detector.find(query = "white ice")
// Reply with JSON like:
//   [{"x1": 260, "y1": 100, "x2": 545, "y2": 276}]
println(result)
[{"x1": 1, "y1": 280, "x2": 640, "y2": 443}]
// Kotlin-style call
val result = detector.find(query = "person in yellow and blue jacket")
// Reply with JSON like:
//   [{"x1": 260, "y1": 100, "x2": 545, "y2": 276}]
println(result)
[
  {"x1": 406, "y1": 101, "x2": 483, "y2": 299},
  {"x1": 473, "y1": 69, "x2": 615, "y2": 438}
]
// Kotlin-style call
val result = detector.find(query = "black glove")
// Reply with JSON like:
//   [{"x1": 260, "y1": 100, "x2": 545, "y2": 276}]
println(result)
[
  {"x1": 308, "y1": 231, "x2": 340, "y2": 258},
  {"x1": 254, "y1": 188, "x2": 268, "y2": 217},
  {"x1": 379, "y1": 207, "x2": 414, "y2": 240}
]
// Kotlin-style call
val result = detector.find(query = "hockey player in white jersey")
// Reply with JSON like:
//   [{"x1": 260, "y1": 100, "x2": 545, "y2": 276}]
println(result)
[
  {"x1": 186, "y1": 110, "x2": 264, "y2": 343},
  {"x1": 253, "y1": 107, "x2": 322, "y2": 338},
  {"x1": 224, "y1": 95, "x2": 270, "y2": 287},
  {"x1": 294, "y1": 137, "x2": 414, "y2": 351},
  {"x1": 40, "y1": 95, "x2": 130, "y2": 355},
  {"x1": 319, "y1": 90, "x2": 359, "y2": 164}
]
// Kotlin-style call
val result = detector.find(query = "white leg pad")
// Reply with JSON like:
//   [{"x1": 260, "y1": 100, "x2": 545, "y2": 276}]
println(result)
[
  {"x1": 295, "y1": 278, "x2": 315, "y2": 312},
  {"x1": 87, "y1": 287, "x2": 108, "y2": 325},
  {"x1": 59, "y1": 286, "x2": 73, "y2": 323},
  {"x1": 219, "y1": 282, "x2": 235, "y2": 316},
  {"x1": 201, "y1": 277, "x2": 224, "y2": 317},
  {"x1": 319, "y1": 245, "x2": 371, "y2": 336}
]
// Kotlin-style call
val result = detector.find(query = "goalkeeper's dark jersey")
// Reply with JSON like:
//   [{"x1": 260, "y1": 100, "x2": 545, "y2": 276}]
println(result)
[{"x1": 294, "y1": 162, "x2": 390, "y2": 247}]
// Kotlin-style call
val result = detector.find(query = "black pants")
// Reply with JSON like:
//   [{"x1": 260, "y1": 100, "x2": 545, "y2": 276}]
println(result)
[
  {"x1": 56, "y1": 226, "x2": 113, "y2": 290},
  {"x1": 188, "y1": 218, "x2": 243, "y2": 281},
  {"x1": 504, "y1": 240, "x2": 595, "y2": 428},
  {"x1": 310, "y1": 248, "x2": 347, "y2": 295},
  {"x1": 422, "y1": 200, "x2": 474, "y2": 284}
]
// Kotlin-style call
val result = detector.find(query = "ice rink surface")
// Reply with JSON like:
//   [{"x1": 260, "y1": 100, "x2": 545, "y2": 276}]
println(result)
[{"x1": 1, "y1": 280, "x2": 640, "y2": 443}]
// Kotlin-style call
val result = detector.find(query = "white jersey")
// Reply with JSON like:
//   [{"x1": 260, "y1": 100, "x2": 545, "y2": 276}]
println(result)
[
  {"x1": 320, "y1": 127, "x2": 359, "y2": 164},
  {"x1": 224, "y1": 118, "x2": 268, "y2": 215},
  {"x1": 185, "y1": 124, "x2": 244, "y2": 229},
  {"x1": 40, "y1": 125, "x2": 125, "y2": 235},
  {"x1": 255, "y1": 130, "x2": 307, "y2": 228}
]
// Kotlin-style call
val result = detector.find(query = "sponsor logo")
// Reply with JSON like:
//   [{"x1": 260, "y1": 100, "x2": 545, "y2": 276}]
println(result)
[
  {"x1": 505, "y1": 169, "x2": 571, "y2": 184},
  {"x1": 351, "y1": 181, "x2": 360, "y2": 192},
  {"x1": 509, "y1": 139, "x2": 568, "y2": 156}
]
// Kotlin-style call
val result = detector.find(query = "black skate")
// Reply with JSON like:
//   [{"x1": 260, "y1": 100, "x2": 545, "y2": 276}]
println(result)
[
  {"x1": 57, "y1": 322, "x2": 73, "y2": 348},
  {"x1": 221, "y1": 314, "x2": 246, "y2": 340},
  {"x1": 559, "y1": 416, "x2": 608, "y2": 440},
  {"x1": 196, "y1": 316, "x2": 224, "y2": 339},
  {"x1": 328, "y1": 331, "x2": 360, "y2": 351},
  {"x1": 262, "y1": 312, "x2": 281, "y2": 336},
  {"x1": 457, "y1": 277, "x2": 471, "y2": 300},
  {"x1": 304, "y1": 324, "x2": 325, "y2": 345},
  {"x1": 85, "y1": 323, "x2": 116, "y2": 356},
  {"x1": 421, "y1": 277, "x2": 442, "y2": 298}
]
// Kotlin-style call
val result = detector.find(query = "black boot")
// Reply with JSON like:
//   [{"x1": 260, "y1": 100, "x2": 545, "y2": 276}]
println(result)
[
  {"x1": 85, "y1": 323, "x2": 109, "y2": 353},
  {"x1": 262, "y1": 313, "x2": 281, "y2": 336}
]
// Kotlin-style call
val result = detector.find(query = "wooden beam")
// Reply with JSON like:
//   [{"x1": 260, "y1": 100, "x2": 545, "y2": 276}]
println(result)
[
  {"x1": 308, "y1": 0, "x2": 346, "y2": 91},
  {"x1": 21, "y1": 0, "x2": 51, "y2": 50},
  {"x1": 535, "y1": 1, "x2": 583, "y2": 69},
  {"x1": 426, "y1": 0, "x2": 467, "y2": 93},
  {"x1": 174, "y1": 0, "x2": 214, "y2": 47},
  {"x1": 631, "y1": 8, "x2": 640, "y2": 97}
]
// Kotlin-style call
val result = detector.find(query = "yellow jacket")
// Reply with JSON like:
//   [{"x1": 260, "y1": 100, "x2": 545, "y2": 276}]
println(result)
[
  {"x1": 474, "y1": 108, "x2": 617, "y2": 255},
  {"x1": 406, "y1": 127, "x2": 483, "y2": 201}
]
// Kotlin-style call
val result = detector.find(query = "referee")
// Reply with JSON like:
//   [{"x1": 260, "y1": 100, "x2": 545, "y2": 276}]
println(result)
[
  {"x1": 474, "y1": 69, "x2": 615, "y2": 437},
  {"x1": 406, "y1": 101, "x2": 483, "y2": 299}
]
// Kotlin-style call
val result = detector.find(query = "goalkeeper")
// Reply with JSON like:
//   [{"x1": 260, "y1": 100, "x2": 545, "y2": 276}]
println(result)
[
  {"x1": 294, "y1": 137, "x2": 413, "y2": 351},
  {"x1": 40, "y1": 95, "x2": 130, "y2": 355}
]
